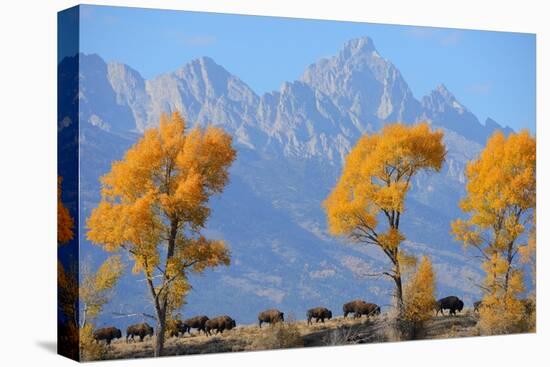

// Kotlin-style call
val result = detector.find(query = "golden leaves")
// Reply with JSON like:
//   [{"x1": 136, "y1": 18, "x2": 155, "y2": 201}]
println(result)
[
  {"x1": 451, "y1": 130, "x2": 535, "y2": 332},
  {"x1": 86, "y1": 110, "x2": 235, "y2": 317},
  {"x1": 58, "y1": 176, "x2": 74, "y2": 245},
  {"x1": 81, "y1": 256, "x2": 125, "y2": 322},
  {"x1": 379, "y1": 228, "x2": 405, "y2": 252},
  {"x1": 324, "y1": 122, "x2": 445, "y2": 243},
  {"x1": 403, "y1": 256, "x2": 436, "y2": 323},
  {"x1": 458, "y1": 130, "x2": 535, "y2": 228}
]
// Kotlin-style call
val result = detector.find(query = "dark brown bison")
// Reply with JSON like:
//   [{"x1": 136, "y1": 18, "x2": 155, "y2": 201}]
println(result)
[
  {"x1": 126, "y1": 323, "x2": 153, "y2": 342},
  {"x1": 343, "y1": 299, "x2": 364, "y2": 318},
  {"x1": 435, "y1": 296, "x2": 464, "y2": 316},
  {"x1": 93, "y1": 326, "x2": 122, "y2": 345},
  {"x1": 354, "y1": 302, "x2": 381, "y2": 318},
  {"x1": 182, "y1": 315, "x2": 209, "y2": 335},
  {"x1": 343, "y1": 300, "x2": 379, "y2": 318},
  {"x1": 258, "y1": 309, "x2": 284, "y2": 328},
  {"x1": 205, "y1": 315, "x2": 236, "y2": 336},
  {"x1": 307, "y1": 307, "x2": 332, "y2": 325},
  {"x1": 473, "y1": 300, "x2": 483, "y2": 312}
]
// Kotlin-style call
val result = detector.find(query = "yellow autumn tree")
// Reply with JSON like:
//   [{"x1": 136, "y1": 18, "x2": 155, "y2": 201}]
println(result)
[
  {"x1": 58, "y1": 176, "x2": 74, "y2": 245},
  {"x1": 80, "y1": 256, "x2": 125, "y2": 328},
  {"x1": 451, "y1": 130, "x2": 535, "y2": 334},
  {"x1": 79, "y1": 256, "x2": 124, "y2": 361},
  {"x1": 323, "y1": 122, "x2": 445, "y2": 314},
  {"x1": 403, "y1": 256, "x2": 436, "y2": 324},
  {"x1": 86, "y1": 111, "x2": 235, "y2": 356}
]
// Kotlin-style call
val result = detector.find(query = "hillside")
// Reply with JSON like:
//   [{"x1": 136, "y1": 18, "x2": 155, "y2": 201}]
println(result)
[{"x1": 103, "y1": 311, "x2": 480, "y2": 360}]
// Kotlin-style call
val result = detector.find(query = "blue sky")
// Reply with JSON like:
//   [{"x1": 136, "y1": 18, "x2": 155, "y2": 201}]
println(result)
[{"x1": 76, "y1": 4, "x2": 536, "y2": 133}]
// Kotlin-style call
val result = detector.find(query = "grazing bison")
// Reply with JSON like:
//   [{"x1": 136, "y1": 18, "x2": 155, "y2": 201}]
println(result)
[
  {"x1": 93, "y1": 327, "x2": 122, "y2": 345},
  {"x1": 205, "y1": 315, "x2": 236, "y2": 336},
  {"x1": 182, "y1": 315, "x2": 209, "y2": 335},
  {"x1": 354, "y1": 302, "x2": 381, "y2": 318},
  {"x1": 473, "y1": 300, "x2": 483, "y2": 312},
  {"x1": 435, "y1": 296, "x2": 464, "y2": 316},
  {"x1": 126, "y1": 323, "x2": 154, "y2": 342},
  {"x1": 343, "y1": 300, "x2": 379, "y2": 318},
  {"x1": 258, "y1": 309, "x2": 285, "y2": 328},
  {"x1": 307, "y1": 307, "x2": 332, "y2": 325},
  {"x1": 343, "y1": 300, "x2": 365, "y2": 318}
]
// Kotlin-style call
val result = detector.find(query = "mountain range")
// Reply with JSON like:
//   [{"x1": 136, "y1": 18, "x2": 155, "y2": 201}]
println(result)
[{"x1": 59, "y1": 36, "x2": 514, "y2": 326}]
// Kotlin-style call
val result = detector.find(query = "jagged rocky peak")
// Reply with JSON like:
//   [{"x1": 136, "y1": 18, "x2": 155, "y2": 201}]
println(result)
[
  {"x1": 300, "y1": 36, "x2": 420, "y2": 125},
  {"x1": 340, "y1": 36, "x2": 377, "y2": 57},
  {"x1": 422, "y1": 83, "x2": 466, "y2": 114}
]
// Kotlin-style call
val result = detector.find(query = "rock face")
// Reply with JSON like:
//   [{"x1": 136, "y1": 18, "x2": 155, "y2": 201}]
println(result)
[
  {"x1": 59, "y1": 36, "x2": 515, "y2": 326},
  {"x1": 301, "y1": 37, "x2": 422, "y2": 128}
]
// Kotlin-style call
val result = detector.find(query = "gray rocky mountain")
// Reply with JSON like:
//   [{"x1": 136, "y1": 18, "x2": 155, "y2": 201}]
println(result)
[{"x1": 61, "y1": 36, "x2": 514, "y2": 326}]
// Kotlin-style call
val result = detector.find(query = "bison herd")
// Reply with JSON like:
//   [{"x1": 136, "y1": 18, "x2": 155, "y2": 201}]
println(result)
[{"x1": 93, "y1": 295, "x2": 480, "y2": 344}]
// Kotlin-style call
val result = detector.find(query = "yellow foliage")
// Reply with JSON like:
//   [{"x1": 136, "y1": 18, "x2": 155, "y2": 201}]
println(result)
[
  {"x1": 452, "y1": 130, "x2": 535, "y2": 252},
  {"x1": 479, "y1": 290, "x2": 526, "y2": 335},
  {"x1": 80, "y1": 256, "x2": 124, "y2": 324},
  {"x1": 86, "y1": 111, "x2": 236, "y2": 356},
  {"x1": 323, "y1": 122, "x2": 445, "y2": 312},
  {"x1": 403, "y1": 256, "x2": 436, "y2": 323},
  {"x1": 324, "y1": 122, "x2": 445, "y2": 240},
  {"x1": 80, "y1": 323, "x2": 105, "y2": 361},
  {"x1": 58, "y1": 176, "x2": 74, "y2": 245},
  {"x1": 452, "y1": 130, "x2": 535, "y2": 334}
]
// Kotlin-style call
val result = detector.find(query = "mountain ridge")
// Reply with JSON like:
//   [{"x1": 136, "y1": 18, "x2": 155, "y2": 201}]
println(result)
[{"x1": 59, "y1": 37, "x2": 516, "y2": 325}]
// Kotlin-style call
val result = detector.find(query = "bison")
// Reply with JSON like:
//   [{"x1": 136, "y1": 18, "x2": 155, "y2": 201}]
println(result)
[
  {"x1": 182, "y1": 315, "x2": 209, "y2": 335},
  {"x1": 435, "y1": 296, "x2": 464, "y2": 316},
  {"x1": 343, "y1": 300, "x2": 379, "y2": 318},
  {"x1": 126, "y1": 322, "x2": 154, "y2": 342},
  {"x1": 93, "y1": 326, "x2": 122, "y2": 345},
  {"x1": 354, "y1": 302, "x2": 381, "y2": 318},
  {"x1": 258, "y1": 309, "x2": 285, "y2": 328},
  {"x1": 205, "y1": 315, "x2": 236, "y2": 336},
  {"x1": 343, "y1": 300, "x2": 364, "y2": 318},
  {"x1": 307, "y1": 307, "x2": 332, "y2": 325}
]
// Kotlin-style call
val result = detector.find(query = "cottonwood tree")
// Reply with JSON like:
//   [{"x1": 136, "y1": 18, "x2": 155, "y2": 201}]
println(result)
[
  {"x1": 451, "y1": 130, "x2": 535, "y2": 334},
  {"x1": 323, "y1": 122, "x2": 445, "y2": 314},
  {"x1": 403, "y1": 256, "x2": 436, "y2": 326},
  {"x1": 87, "y1": 111, "x2": 235, "y2": 356},
  {"x1": 80, "y1": 256, "x2": 125, "y2": 329}
]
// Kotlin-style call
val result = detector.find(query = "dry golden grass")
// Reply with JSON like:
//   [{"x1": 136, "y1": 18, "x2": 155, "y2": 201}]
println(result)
[{"x1": 102, "y1": 312, "x2": 480, "y2": 360}]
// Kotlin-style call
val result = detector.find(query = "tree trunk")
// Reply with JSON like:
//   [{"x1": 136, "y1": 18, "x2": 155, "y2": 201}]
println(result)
[
  {"x1": 154, "y1": 305, "x2": 167, "y2": 357},
  {"x1": 394, "y1": 274, "x2": 404, "y2": 316},
  {"x1": 153, "y1": 219, "x2": 178, "y2": 357},
  {"x1": 393, "y1": 258, "x2": 404, "y2": 317}
]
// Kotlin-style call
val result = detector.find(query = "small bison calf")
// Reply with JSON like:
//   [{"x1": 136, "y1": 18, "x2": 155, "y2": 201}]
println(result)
[
  {"x1": 126, "y1": 322, "x2": 153, "y2": 342},
  {"x1": 93, "y1": 326, "x2": 122, "y2": 345},
  {"x1": 205, "y1": 315, "x2": 236, "y2": 336},
  {"x1": 258, "y1": 309, "x2": 285, "y2": 328},
  {"x1": 307, "y1": 307, "x2": 332, "y2": 325}
]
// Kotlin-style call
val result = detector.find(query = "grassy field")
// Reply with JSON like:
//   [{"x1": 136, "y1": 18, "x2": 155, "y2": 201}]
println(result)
[{"x1": 102, "y1": 309, "x2": 481, "y2": 360}]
